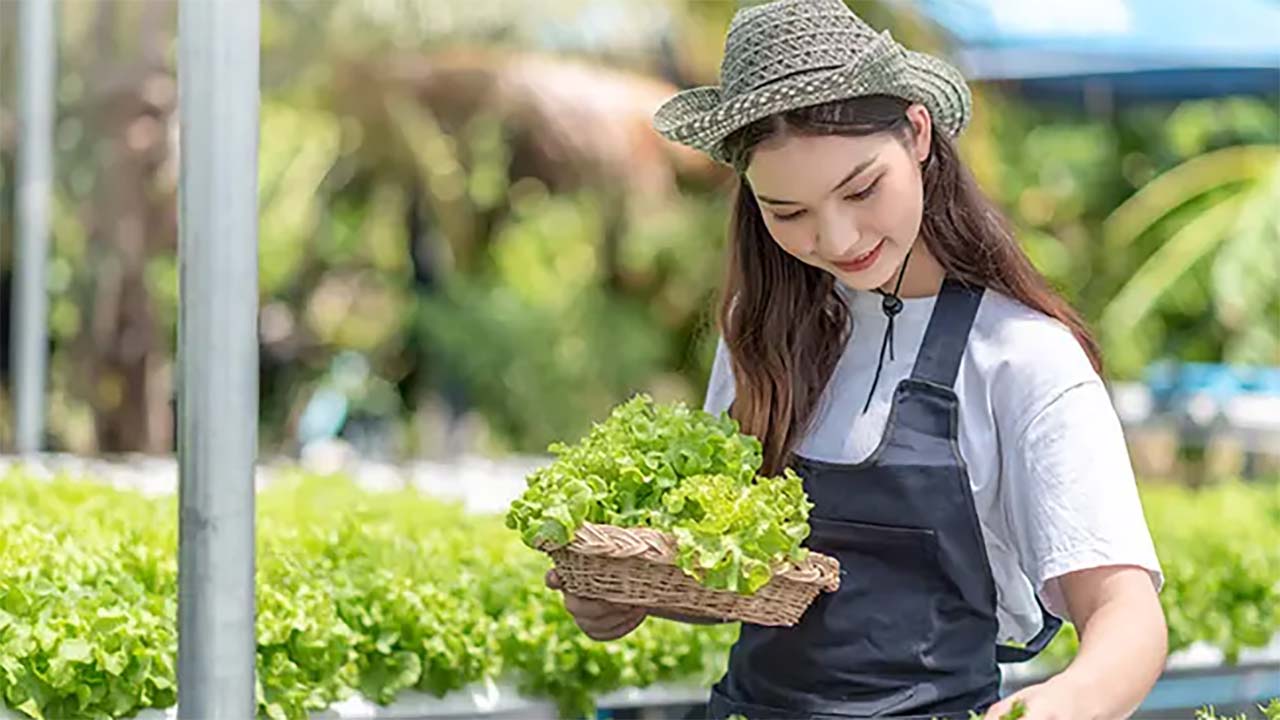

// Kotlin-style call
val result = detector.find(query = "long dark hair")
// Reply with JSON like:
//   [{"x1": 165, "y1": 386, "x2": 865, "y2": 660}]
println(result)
[{"x1": 718, "y1": 95, "x2": 1101, "y2": 475}]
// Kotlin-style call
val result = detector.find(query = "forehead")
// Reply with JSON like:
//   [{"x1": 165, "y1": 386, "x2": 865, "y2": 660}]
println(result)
[{"x1": 746, "y1": 133, "x2": 895, "y2": 200}]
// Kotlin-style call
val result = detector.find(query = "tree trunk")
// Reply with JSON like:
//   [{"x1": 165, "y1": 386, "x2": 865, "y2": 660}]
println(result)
[{"x1": 76, "y1": 0, "x2": 177, "y2": 453}]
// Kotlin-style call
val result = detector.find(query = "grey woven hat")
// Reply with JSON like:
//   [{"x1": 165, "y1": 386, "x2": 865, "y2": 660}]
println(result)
[{"x1": 652, "y1": 0, "x2": 972, "y2": 166}]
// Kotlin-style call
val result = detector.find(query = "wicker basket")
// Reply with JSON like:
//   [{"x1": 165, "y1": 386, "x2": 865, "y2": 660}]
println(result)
[{"x1": 539, "y1": 522, "x2": 840, "y2": 627}]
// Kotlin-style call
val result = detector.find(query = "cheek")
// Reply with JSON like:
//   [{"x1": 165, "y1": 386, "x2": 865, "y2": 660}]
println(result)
[
  {"x1": 871, "y1": 180, "x2": 924, "y2": 241},
  {"x1": 762, "y1": 219, "x2": 813, "y2": 259}
]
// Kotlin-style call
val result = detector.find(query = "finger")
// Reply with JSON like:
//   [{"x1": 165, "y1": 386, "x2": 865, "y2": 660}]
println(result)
[
  {"x1": 572, "y1": 597, "x2": 641, "y2": 625},
  {"x1": 564, "y1": 594, "x2": 628, "y2": 621},
  {"x1": 984, "y1": 699, "x2": 1012, "y2": 720},
  {"x1": 608, "y1": 605, "x2": 648, "y2": 626},
  {"x1": 984, "y1": 691, "x2": 1027, "y2": 720},
  {"x1": 588, "y1": 608, "x2": 647, "y2": 641},
  {"x1": 545, "y1": 568, "x2": 562, "y2": 590},
  {"x1": 563, "y1": 593, "x2": 601, "y2": 619},
  {"x1": 573, "y1": 604, "x2": 645, "y2": 636},
  {"x1": 606, "y1": 610, "x2": 647, "y2": 638}
]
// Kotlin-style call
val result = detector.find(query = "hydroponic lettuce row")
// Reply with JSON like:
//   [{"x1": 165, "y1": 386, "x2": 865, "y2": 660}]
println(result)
[
  {"x1": 505, "y1": 394, "x2": 814, "y2": 594},
  {"x1": 0, "y1": 467, "x2": 737, "y2": 720},
  {"x1": 2, "y1": 465, "x2": 1278, "y2": 720}
]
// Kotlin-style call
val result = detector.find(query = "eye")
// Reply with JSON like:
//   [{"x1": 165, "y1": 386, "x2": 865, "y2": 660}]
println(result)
[
  {"x1": 772, "y1": 209, "x2": 806, "y2": 222},
  {"x1": 845, "y1": 178, "x2": 881, "y2": 202}
]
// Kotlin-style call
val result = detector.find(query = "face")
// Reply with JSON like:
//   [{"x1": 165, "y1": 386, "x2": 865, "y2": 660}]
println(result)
[{"x1": 744, "y1": 104, "x2": 933, "y2": 292}]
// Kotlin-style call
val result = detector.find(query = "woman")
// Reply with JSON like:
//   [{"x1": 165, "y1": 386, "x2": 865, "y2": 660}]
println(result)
[{"x1": 546, "y1": 1, "x2": 1168, "y2": 717}]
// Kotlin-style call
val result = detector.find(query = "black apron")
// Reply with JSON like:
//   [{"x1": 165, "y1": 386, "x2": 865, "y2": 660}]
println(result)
[{"x1": 706, "y1": 279, "x2": 1061, "y2": 719}]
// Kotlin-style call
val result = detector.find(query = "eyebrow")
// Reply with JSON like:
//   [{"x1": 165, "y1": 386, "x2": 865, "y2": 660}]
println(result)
[{"x1": 755, "y1": 154, "x2": 880, "y2": 206}]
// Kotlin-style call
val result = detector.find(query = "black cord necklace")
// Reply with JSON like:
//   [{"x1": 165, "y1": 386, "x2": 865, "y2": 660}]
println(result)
[{"x1": 862, "y1": 247, "x2": 912, "y2": 414}]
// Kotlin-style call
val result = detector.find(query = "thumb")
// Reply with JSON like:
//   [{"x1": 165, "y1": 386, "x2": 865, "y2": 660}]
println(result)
[
  {"x1": 984, "y1": 692, "x2": 1027, "y2": 720},
  {"x1": 545, "y1": 568, "x2": 563, "y2": 591}
]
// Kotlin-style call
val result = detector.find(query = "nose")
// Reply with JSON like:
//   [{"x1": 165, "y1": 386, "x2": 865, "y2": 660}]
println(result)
[{"x1": 815, "y1": 207, "x2": 859, "y2": 260}]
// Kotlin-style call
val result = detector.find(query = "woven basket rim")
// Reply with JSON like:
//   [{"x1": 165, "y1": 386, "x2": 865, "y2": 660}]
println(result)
[{"x1": 537, "y1": 520, "x2": 840, "y2": 592}]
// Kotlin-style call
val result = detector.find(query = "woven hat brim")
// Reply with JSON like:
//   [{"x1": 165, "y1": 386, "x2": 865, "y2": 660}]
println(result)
[
  {"x1": 652, "y1": 86, "x2": 723, "y2": 138},
  {"x1": 652, "y1": 32, "x2": 972, "y2": 166},
  {"x1": 902, "y1": 48, "x2": 972, "y2": 137}
]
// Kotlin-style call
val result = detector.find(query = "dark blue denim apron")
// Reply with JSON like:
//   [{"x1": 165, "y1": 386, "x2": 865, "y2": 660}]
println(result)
[{"x1": 706, "y1": 279, "x2": 1061, "y2": 719}]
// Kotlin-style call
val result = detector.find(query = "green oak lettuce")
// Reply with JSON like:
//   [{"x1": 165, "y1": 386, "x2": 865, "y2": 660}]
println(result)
[{"x1": 505, "y1": 394, "x2": 815, "y2": 594}]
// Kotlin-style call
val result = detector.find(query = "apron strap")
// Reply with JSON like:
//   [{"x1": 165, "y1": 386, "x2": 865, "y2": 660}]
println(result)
[
  {"x1": 911, "y1": 278, "x2": 1064, "y2": 663},
  {"x1": 995, "y1": 594, "x2": 1064, "y2": 663},
  {"x1": 910, "y1": 278, "x2": 984, "y2": 389}
]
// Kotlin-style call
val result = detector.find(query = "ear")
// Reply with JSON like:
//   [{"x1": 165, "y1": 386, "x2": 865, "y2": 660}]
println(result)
[{"x1": 905, "y1": 103, "x2": 933, "y2": 164}]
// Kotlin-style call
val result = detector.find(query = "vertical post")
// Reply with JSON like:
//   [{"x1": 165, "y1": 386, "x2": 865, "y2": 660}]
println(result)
[
  {"x1": 175, "y1": 0, "x2": 259, "y2": 718},
  {"x1": 12, "y1": 0, "x2": 56, "y2": 454}
]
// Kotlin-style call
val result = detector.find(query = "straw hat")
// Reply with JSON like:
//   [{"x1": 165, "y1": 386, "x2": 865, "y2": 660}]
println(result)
[{"x1": 652, "y1": 0, "x2": 971, "y2": 166}]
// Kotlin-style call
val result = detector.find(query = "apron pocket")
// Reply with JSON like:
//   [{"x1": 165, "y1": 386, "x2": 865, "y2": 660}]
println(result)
[
  {"x1": 808, "y1": 517, "x2": 938, "y2": 551},
  {"x1": 803, "y1": 517, "x2": 946, "y2": 676}
]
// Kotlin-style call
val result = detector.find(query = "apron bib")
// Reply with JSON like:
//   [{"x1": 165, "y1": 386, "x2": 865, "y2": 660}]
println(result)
[{"x1": 706, "y1": 279, "x2": 1061, "y2": 719}]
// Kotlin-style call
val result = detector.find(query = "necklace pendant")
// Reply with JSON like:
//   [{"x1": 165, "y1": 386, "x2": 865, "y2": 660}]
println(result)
[{"x1": 882, "y1": 294, "x2": 904, "y2": 317}]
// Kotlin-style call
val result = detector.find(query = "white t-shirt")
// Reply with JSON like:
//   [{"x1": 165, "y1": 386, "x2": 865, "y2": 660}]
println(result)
[{"x1": 703, "y1": 283, "x2": 1164, "y2": 646}]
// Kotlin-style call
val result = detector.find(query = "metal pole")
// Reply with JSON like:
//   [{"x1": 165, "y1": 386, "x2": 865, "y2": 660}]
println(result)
[
  {"x1": 13, "y1": 0, "x2": 56, "y2": 454},
  {"x1": 175, "y1": 0, "x2": 259, "y2": 717}
]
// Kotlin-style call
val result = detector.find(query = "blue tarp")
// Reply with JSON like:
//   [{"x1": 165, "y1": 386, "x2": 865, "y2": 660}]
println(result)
[{"x1": 909, "y1": 0, "x2": 1280, "y2": 100}]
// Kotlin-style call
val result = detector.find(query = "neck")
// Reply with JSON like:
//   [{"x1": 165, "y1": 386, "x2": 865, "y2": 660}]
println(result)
[{"x1": 879, "y1": 240, "x2": 945, "y2": 298}]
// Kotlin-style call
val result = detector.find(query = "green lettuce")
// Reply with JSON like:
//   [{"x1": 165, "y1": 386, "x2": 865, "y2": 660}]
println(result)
[{"x1": 505, "y1": 394, "x2": 815, "y2": 595}]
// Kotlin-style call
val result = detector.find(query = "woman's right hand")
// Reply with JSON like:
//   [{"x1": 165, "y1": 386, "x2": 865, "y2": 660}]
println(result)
[{"x1": 545, "y1": 568, "x2": 648, "y2": 641}]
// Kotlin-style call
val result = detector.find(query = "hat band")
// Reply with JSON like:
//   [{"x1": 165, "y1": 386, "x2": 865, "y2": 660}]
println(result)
[{"x1": 728, "y1": 63, "x2": 847, "y2": 102}]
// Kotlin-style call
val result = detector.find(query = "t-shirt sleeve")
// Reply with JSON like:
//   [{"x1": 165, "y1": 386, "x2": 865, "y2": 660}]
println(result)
[
  {"x1": 1000, "y1": 377, "x2": 1164, "y2": 621},
  {"x1": 703, "y1": 335, "x2": 736, "y2": 416}
]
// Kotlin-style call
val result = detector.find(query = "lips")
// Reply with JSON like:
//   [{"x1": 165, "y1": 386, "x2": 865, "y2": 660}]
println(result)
[{"x1": 832, "y1": 239, "x2": 885, "y2": 273}]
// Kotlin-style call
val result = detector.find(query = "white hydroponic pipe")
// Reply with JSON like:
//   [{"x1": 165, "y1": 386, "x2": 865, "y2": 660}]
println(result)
[
  {"x1": 175, "y1": 1, "x2": 259, "y2": 717},
  {"x1": 12, "y1": 0, "x2": 56, "y2": 454}
]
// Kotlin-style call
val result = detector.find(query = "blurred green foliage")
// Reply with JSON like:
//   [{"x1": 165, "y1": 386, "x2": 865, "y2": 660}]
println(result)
[{"x1": 978, "y1": 95, "x2": 1280, "y2": 378}]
